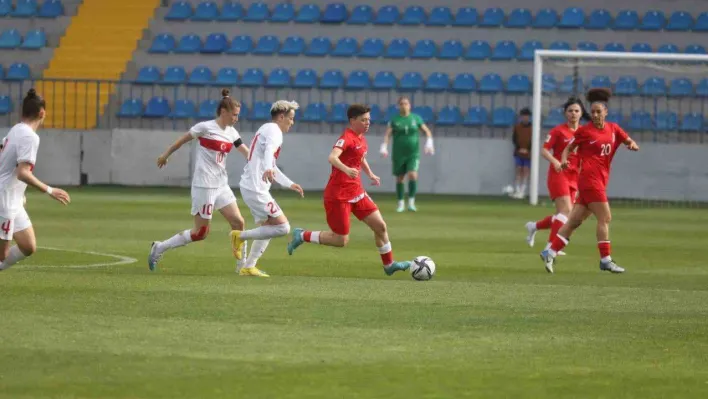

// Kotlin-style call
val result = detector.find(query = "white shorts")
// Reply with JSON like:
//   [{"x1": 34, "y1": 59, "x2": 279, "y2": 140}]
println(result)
[
  {"x1": 240, "y1": 188, "x2": 283, "y2": 223},
  {"x1": 0, "y1": 207, "x2": 32, "y2": 241},
  {"x1": 191, "y1": 185, "x2": 237, "y2": 220}
]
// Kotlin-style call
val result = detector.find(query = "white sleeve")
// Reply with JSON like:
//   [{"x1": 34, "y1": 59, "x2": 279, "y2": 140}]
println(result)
[
  {"x1": 231, "y1": 127, "x2": 241, "y2": 142},
  {"x1": 260, "y1": 130, "x2": 281, "y2": 171},
  {"x1": 17, "y1": 135, "x2": 40, "y2": 166},
  {"x1": 274, "y1": 165, "x2": 294, "y2": 188},
  {"x1": 189, "y1": 121, "x2": 208, "y2": 138}
]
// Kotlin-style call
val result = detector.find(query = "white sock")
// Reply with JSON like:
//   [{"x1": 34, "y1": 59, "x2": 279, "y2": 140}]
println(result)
[
  {"x1": 408, "y1": 197, "x2": 415, "y2": 207},
  {"x1": 245, "y1": 239, "x2": 271, "y2": 268},
  {"x1": 302, "y1": 231, "x2": 320, "y2": 244},
  {"x1": 157, "y1": 230, "x2": 192, "y2": 253},
  {"x1": 236, "y1": 240, "x2": 249, "y2": 268},
  {"x1": 240, "y1": 223, "x2": 290, "y2": 240},
  {"x1": 0, "y1": 246, "x2": 27, "y2": 271},
  {"x1": 520, "y1": 183, "x2": 527, "y2": 195},
  {"x1": 397, "y1": 200, "x2": 404, "y2": 208},
  {"x1": 601, "y1": 256, "x2": 612, "y2": 264}
]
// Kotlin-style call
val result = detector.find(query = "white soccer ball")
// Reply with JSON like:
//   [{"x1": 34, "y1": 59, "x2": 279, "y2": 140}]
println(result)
[{"x1": 411, "y1": 256, "x2": 436, "y2": 281}]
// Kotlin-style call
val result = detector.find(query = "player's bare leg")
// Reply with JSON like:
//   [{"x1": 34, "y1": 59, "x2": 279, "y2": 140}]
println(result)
[
  {"x1": 395, "y1": 174, "x2": 406, "y2": 212},
  {"x1": 0, "y1": 226, "x2": 36, "y2": 271},
  {"x1": 149, "y1": 215, "x2": 211, "y2": 271},
  {"x1": 219, "y1": 202, "x2": 249, "y2": 272},
  {"x1": 588, "y1": 202, "x2": 623, "y2": 273},
  {"x1": 541, "y1": 204, "x2": 591, "y2": 273},
  {"x1": 406, "y1": 170, "x2": 418, "y2": 212},
  {"x1": 361, "y1": 211, "x2": 411, "y2": 275}
]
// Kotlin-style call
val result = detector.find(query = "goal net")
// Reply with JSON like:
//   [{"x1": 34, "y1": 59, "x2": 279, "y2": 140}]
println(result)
[{"x1": 530, "y1": 50, "x2": 708, "y2": 208}]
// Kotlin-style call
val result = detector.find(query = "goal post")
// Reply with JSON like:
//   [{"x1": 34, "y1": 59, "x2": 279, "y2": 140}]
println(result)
[{"x1": 530, "y1": 50, "x2": 708, "y2": 206}]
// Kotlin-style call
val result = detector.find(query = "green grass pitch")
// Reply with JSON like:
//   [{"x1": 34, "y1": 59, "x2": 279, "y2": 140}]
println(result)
[{"x1": 1, "y1": 187, "x2": 707, "y2": 398}]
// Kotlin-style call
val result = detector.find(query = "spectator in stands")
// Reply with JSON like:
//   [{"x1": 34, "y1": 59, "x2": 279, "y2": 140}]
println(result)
[{"x1": 510, "y1": 107, "x2": 532, "y2": 199}]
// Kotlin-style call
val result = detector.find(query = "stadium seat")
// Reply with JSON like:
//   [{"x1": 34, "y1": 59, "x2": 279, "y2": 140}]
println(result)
[
  {"x1": 149, "y1": 33, "x2": 175, "y2": 53},
  {"x1": 399, "y1": 72, "x2": 423, "y2": 91},
  {"x1": 614, "y1": 10, "x2": 639, "y2": 30},
  {"x1": 166, "y1": 1, "x2": 191, "y2": 20},
  {"x1": 506, "y1": 8, "x2": 531, "y2": 28},
  {"x1": 197, "y1": 99, "x2": 218, "y2": 120},
  {"x1": 5, "y1": 63, "x2": 30, "y2": 81},
  {"x1": 436, "y1": 106, "x2": 462, "y2": 126},
  {"x1": 641, "y1": 77, "x2": 667, "y2": 96},
  {"x1": 295, "y1": 4, "x2": 320, "y2": 23},
  {"x1": 685, "y1": 44, "x2": 706, "y2": 55},
  {"x1": 345, "y1": 70, "x2": 370, "y2": 90},
  {"x1": 479, "y1": 74, "x2": 503, "y2": 93},
  {"x1": 12, "y1": 0, "x2": 37, "y2": 17},
  {"x1": 549, "y1": 41, "x2": 571, "y2": 51},
  {"x1": 427, "y1": 7, "x2": 452, "y2": 26},
  {"x1": 241, "y1": 68, "x2": 265, "y2": 86},
  {"x1": 697, "y1": 79, "x2": 708, "y2": 97},
  {"x1": 293, "y1": 69, "x2": 317, "y2": 88},
  {"x1": 271, "y1": 3, "x2": 295, "y2": 22},
  {"x1": 453, "y1": 7, "x2": 477, "y2": 26},
  {"x1": 463, "y1": 106, "x2": 487, "y2": 126},
  {"x1": 519, "y1": 41, "x2": 543, "y2": 61},
  {"x1": 136, "y1": 66, "x2": 160, "y2": 84},
  {"x1": 628, "y1": 111, "x2": 652, "y2": 130},
  {"x1": 558, "y1": 7, "x2": 584, "y2": 28},
  {"x1": 590, "y1": 75, "x2": 611, "y2": 88},
  {"x1": 606, "y1": 110, "x2": 623, "y2": 125},
  {"x1": 603, "y1": 42, "x2": 625, "y2": 52},
  {"x1": 21, "y1": 29, "x2": 45, "y2": 49},
  {"x1": 0, "y1": 95, "x2": 12, "y2": 115},
  {"x1": 192, "y1": 1, "x2": 218, "y2": 21},
  {"x1": 331, "y1": 37, "x2": 357, "y2": 57},
  {"x1": 237, "y1": 103, "x2": 249, "y2": 120},
  {"x1": 412, "y1": 40, "x2": 437, "y2": 59},
  {"x1": 301, "y1": 103, "x2": 327, "y2": 122},
  {"x1": 506, "y1": 74, "x2": 530, "y2": 93},
  {"x1": 385, "y1": 104, "x2": 398, "y2": 122},
  {"x1": 491, "y1": 41, "x2": 517, "y2": 61},
  {"x1": 695, "y1": 12, "x2": 708, "y2": 31},
  {"x1": 412, "y1": 106, "x2": 433, "y2": 123},
  {"x1": 328, "y1": 103, "x2": 349, "y2": 123},
  {"x1": 491, "y1": 107, "x2": 515, "y2": 127},
  {"x1": 666, "y1": 11, "x2": 693, "y2": 31},
  {"x1": 359, "y1": 38, "x2": 384, "y2": 58},
  {"x1": 280, "y1": 36, "x2": 305, "y2": 56},
  {"x1": 0, "y1": 29, "x2": 21, "y2": 49},
  {"x1": 657, "y1": 43, "x2": 679, "y2": 53},
  {"x1": 640, "y1": 10, "x2": 665, "y2": 31},
  {"x1": 533, "y1": 8, "x2": 558, "y2": 28},
  {"x1": 243, "y1": 2, "x2": 269, "y2": 22},
  {"x1": 439, "y1": 40, "x2": 463, "y2": 59},
  {"x1": 218, "y1": 2, "x2": 243, "y2": 21},
  {"x1": 631, "y1": 43, "x2": 652, "y2": 53},
  {"x1": 577, "y1": 41, "x2": 599, "y2": 51},
  {"x1": 170, "y1": 100, "x2": 197, "y2": 119},
  {"x1": 585, "y1": 9, "x2": 611, "y2": 29},
  {"x1": 320, "y1": 70, "x2": 344, "y2": 89},
  {"x1": 215, "y1": 67, "x2": 238, "y2": 85},
  {"x1": 465, "y1": 40, "x2": 491, "y2": 60},
  {"x1": 322, "y1": 3, "x2": 347, "y2": 23},
  {"x1": 559, "y1": 76, "x2": 584, "y2": 93},
  {"x1": 385, "y1": 38, "x2": 411, "y2": 59},
  {"x1": 543, "y1": 108, "x2": 564, "y2": 128},
  {"x1": 202, "y1": 33, "x2": 228, "y2": 53},
  {"x1": 370, "y1": 104, "x2": 385, "y2": 124},
  {"x1": 615, "y1": 76, "x2": 639, "y2": 95},
  {"x1": 251, "y1": 101, "x2": 271, "y2": 121},
  {"x1": 266, "y1": 68, "x2": 290, "y2": 87},
  {"x1": 479, "y1": 7, "x2": 504, "y2": 27},
  {"x1": 227, "y1": 35, "x2": 253, "y2": 54},
  {"x1": 253, "y1": 35, "x2": 279, "y2": 55},
  {"x1": 175, "y1": 34, "x2": 201, "y2": 53},
  {"x1": 425, "y1": 72, "x2": 450, "y2": 92},
  {"x1": 656, "y1": 111, "x2": 678, "y2": 130},
  {"x1": 669, "y1": 78, "x2": 693, "y2": 96},
  {"x1": 162, "y1": 66, "x2": 187, "y2": 85},
  {"x1": 400, "y1": 5, "x2": 425, "y2": 25},
  {"x1": 144, "y1": 97, "x2": 170, "y2": 118},
  {"x1": 542, "y1": 74, "x2": 557, "y2": 93},
  {"x1": 38, "y1": 0, "x2": 63, "y2": 18},
  {"x1": 306, "y1": 37, "x2": 331, "y2": 56},
  {"x1": 348, "y1": 5, "x2": 373, "y2": 24},
  {"x1": 0, "y1": 0, "x2": 10, "y2": 16},
  {"x1": 372, "y1": 71, "x2": 396, "y2": 90},
  {"x1": 117, "y1": 98, "x2": 143, "y2": 118},
  {"x1": 188, "y1": 66, "x2": 213, "y2": 85},
  {"x1": 374, "y1": 5, "x2": 399, "y2": 25},
  {"x1": 680, "y1": 113, "x2": 703, "y2": 132},
  {"x1": 452, "y1": 73, "x2": 476, "y2": 92}
]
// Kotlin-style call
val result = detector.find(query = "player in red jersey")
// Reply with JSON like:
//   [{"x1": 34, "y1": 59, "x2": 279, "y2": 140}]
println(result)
[
  {"x1": 287, "y1": 104, "x2": 412, "y2": 275},
  {"x1": 525, "y1": 97, "x2": 588, "y2": 252},
  {"x1": 541, "y1": 89, "x2": 639, "y2": 274}
]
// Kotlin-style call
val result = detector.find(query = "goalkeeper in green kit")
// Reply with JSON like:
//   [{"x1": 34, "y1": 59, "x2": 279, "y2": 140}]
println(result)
[{"x1": 380, "y1": 97, "x2": 434, "y2": 212}]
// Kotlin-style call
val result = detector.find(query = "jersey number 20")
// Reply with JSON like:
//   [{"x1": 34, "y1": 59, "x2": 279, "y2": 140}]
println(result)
[{"x1": 600, "y1": 143, "x2": 612, "y2": 156}]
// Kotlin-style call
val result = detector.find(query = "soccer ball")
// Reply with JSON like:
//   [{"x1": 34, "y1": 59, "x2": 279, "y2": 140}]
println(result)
[{"x1": 411, "y1": 256, "x2": 436, "y2": 281}]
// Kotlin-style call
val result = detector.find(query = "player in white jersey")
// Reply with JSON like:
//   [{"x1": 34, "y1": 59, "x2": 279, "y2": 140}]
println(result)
[
  {"x1": 148, "y1": 89, "x2": 250, "y2": 271},
  {"x1": 0, "y1": 89, "x2": 71, "y2": 271},
  {"x1": 229, "y1": 100, "x2": 304, "y2": 277}
]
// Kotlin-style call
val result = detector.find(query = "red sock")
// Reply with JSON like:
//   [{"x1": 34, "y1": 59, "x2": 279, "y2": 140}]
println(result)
[
  {"x1": 535, "y1": 215, "x2": 553, "y2": 230},
  {"x1": 303, "y1": 231, "x2": 312, "y2": 241},
  {"x1": 378, "y1": 242, "x2": 393, "y2": 266},
  {"x1": 550, "y1": 234, "x2": 568, "y2": 253},
  {"x1": 598, "y1": 241, "x2": 611, "y2": 259},
  {"x1": 548, "y1": 216, "x2": 566, "y2": 244},
  {"x1": 303, "y1": 231, "x2": 320, "y2": 244}
]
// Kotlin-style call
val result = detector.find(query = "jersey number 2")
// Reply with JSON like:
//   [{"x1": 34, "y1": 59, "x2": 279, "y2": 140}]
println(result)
[
  {"x1": 266, "y1": 202, "x2": 280, "y2": 215},
  {"x1": 600, "y1": 144, "x2": 612, "y2": 156}
]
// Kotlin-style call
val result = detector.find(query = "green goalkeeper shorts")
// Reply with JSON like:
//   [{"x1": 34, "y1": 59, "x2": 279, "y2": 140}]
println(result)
[{"x1": 392, "y1": 156, "x2": 420, "y2": 176}]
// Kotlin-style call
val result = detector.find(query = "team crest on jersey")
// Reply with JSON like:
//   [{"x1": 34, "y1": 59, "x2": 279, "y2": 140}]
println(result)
[{"x1": 335, "y1": 139, "x2": 345, "y2": 147}]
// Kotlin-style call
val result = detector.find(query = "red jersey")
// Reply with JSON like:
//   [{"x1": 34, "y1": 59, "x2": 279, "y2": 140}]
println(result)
[
  {"x1": 324, "y1": 128, "x2": 368, "y2": 201},
  {"x1": 573, "y1": 122, "x2": 629, "y2": 190},
  {"x1": 543, "y1": 123, "x2": 580, "y2": 173}
]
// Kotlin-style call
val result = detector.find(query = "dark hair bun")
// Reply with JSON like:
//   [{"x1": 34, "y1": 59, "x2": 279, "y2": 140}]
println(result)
[
  {"x1": 586, "y1": 88, "x2": 612, "y2": 103},
  {"x1": 221, "y1": 89, "x2": 230, "y2": 98},
  {"x1": 26, "y1": 89, "x2": 37, "y2": 98}
]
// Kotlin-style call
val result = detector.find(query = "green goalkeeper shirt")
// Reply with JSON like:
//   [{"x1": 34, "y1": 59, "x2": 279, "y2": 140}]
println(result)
[{"x1": 389, "y1": 113, "x2": 425, "y2": 159}]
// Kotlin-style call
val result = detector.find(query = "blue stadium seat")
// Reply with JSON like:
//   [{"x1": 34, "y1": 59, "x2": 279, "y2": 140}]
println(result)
[
  {"x1": 227, "y1": 35, "x2": 253, "y2": 54},
  {"x1": 243, "y1": 2, "x2": 269, "y2": 22},
  {"x1": 0, "y1": 95, "x2": 11, "y2": 115},
  {"x1": 491, "y1": 107, "x2": 515, "y2": 127},
  {"x1": 558, "y1": 7, "x2": 584, "y2": 29},
  {"x1": 631, "y1": 43, "x2": 652, "y2": 53},
  {"x1": 399, "y1": 72, "x2": 423, "y2": 91},
  {"x1": 695, "y1": 12, "x2": 708, "y2": 31},
  {"x1": 657, "y1": 43, "x2": 679, "y2": 54},
  {"x1": 533, "y1": 8, "x2": 558, "y2": 28},
  {"x1": 149, "y1": 33, "x2": 175, "y2": 53},
  {"x1": 374, "y1": 5, "x2": 399, "y2": 25},
  {"x1": 606, "y1": 110, "x2": 623, "y2": 125},
  {"x1": 192, "y1": 1, "x2": 218, "y2": 21},
  {"x1": 439, "y1": 40, "x2": 463, "y2": 59},
  {"x1": 241, "y1": 68, "x2": 265, "y2": 86},
  {"x1": 656, "y1": 111, "x2": 678, "y2": 131},
  {"x1": 162, "y1": 66, "x2": 187, "y2": 85},
  {"x1": 640, "y1": 10, "x2": 665, "y2": 31},
  {"x1": 669, "y1": 78, "x2": 693, "y2": 96},
  {"x1": 452, "y1": 73, "x2": 476, "y2": 92},
  {"x1": 144, "y1": 97, "x2": 170, "y2": 118},
  {"x1": 38, "y1": 0, "x2": 63, "y2": 18},
  {"x1": 549, "y1": 41, "x2": 571, "y2": 51},
  {"x1": 680, "y1": 113, "x2": 703, "y2": 132},
  {"x1": 507, "y1": 74, "x2": 530, "y2": 93},
  {"x1": 6, "y1": 63, "x2": 30, "y2": 81},
  {"x1": 479, "y1": 73, "x2": 503, "y2": 93},
  {"x1": 559, "y1": 76, "x2": 584, "y2": 93},
  {"x1": 641, "y1": 77, "x2": 667, "y2": 96},
  {"x1": 412, "y1": 106, "x2": 433, "y2": 123},
  {"x1": 385, "y1": 105, "x2": 398, "y2": 122},
  {"x1": 328, "y1": 103, "x2": 349, "y2": 123},
  {"x1": 136, "y1": 66, "x2": 160, "y2": 84},
  {"x1": 295, "y1": 4, "x2": 320, "y2": 23},
  {"x1": 491, "y1": 40, "x2": 517, "y2": 61},
  {"x1": 465, "y1": 40, "x2": 491, "y2": 60},
  {"x1": 590, "y1": 75, "x2": 611, "y2": 88},
  {"x1": 359, "y1": 38, "x2": 384, "y2": 58},
  {"x1": 253, "y1": 35, "x2": 279, "y2": 55},
  {"x1": 348, "y1": 5, "x2": 372, "y2": 24},
  {"x1": 215, "y1": 67, "x2": 238, "y2": 85},
  {"x1": 12, "y1": 0, "x2": 36, "y2": 17},
  {"x1": 697, "y1": 79, "x2": 708, "y2": 97},
  {"x1": 412, "y1": 39, "x2": 437, "y2": 59},
  {"x1": 197, "y1": 99, "x2": 218, "y2": 120},
  {"x1": 506, "y1": 8, "x2": 531, "y2": 28},
  {"x1": 577, "y1": 41, "x2": 599, "y2": 51},
  {"x1": 301, "y1": 103, "x2": 327, "y2": 122},
  {"x1": 372, "y1": 71, "x2": 396, "y2": 90},
  {"x1": 306, "y1": 37, "x2": 331, "y2": 56},
  {"x1": 237, "y1": 103, "x2": 249, "y2": 120},
  {"x1": 479, "y1": 7, "x2": 504, "y2": 27},
  {"x1": 0, "y1": 29, "x2": 21, "y2": 49},
  {"x1": 436, "y1": 106, "x2": 462, "y2": 126},
  {"x1": 189, "y1": 66, "x2": 213, "y2": 85},
  {"x1": 370, "y1": 104, "x2": 385, "y2": 124},
  {"x1": 117, "y1": 99, "x2": 143, "y2": 118},
  {"x1": 685, "y1": 44, "x2": 706, "y2": 55},
  {"x1": 271, "y1": 3, "x2": 295, "y2": 22},
  {"x1": 386, "y1": 38, "x2": 410, "y2": 59},
  {"x1": 464, "y1": 106, "x2": 488, "y2": 126},
  {"x1": 331, "y1": 37, "x2": 357, "y2": 57},
  {"x1": 667, "y1": 11, "x2": 693, "y2": 31},
  {"x1": 519, "y1": 41, "x2": 543, "y2": 61},
  {"x1": 266, "y1": 68, "x2": 290, "y2": 87},
  {"x1": 542, "y1": 109, "x2": 563, "y2": 128},
  {"x1": 175, "y1": 34, "x2": 201, "y2": 53},
  {"x1": 603, "y1": 42, "x2": 625, "y2": 52},
  {"x1": 322, "y1": 3, "x2": 347, "y2": 23},
  {"x1": 400, "y1": 6, "x2": 425, "y2": 25},
  {"x1": 170, "y1": 100, "x2": 197, "y2": 119},
  {"x1": 166, "y1": 1, "x2": 191, "y2": 20},
  {"x1": 615, "y1": 76, "x2": 638, "y2": 95},
  {"x1": 453, "y1": 7, "x2": 477, "y2": 26},
  {"x1": 345, "y1": 70, "x2": 370, "y2": 90},
  {"x1": 425, "y1": 72, "x2": 450, "y2": 92},
  {"x1": 320, "y1": 70, "x2": 344, "y2": 89},
  {"x1": 251, "y1": 101, "x2": 271, "y2": 121},
  {"x1": 280, "y1": 36, "x2": 305, "y2": 56},
  {"x1": 542, "y1": 74, "x2": 557, "y2": 93},
  {"x1": 614, "y1": 10, "x2": 639, "y2": 30},
  {"x1": 427, "y1": 7, "x2": 452, "y2": 26},
  {"x1": 20, "y1": 29, "x2": 45, "y2": 49},
  {"x1": 585, "y1": 9, "x2": 611, "y2": 29},
  {"x1": 202, "y1": 33, "x2": 227, "y2": 53},
  {"x1": 218, "y1": 2, "x2": 243, "y2": 21},
  {"x1": 293, "y1": 69, "x2": 317, "y2": 88},
  {"x1": 628, "y1": 111, "x2": 652, "y2": 130},
  {"x1": 0, "y1": 0, "x2": 10, "y2": 16}
]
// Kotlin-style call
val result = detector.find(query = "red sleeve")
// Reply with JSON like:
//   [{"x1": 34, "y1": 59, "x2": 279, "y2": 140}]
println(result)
[
  {"x1": 543, "y1": 127, "x2": 558, "y2": 150},
  {"x1": 333, "y1": 135, "x2": 348, "y2": 150},
  {"x1": 614, "y1": 124, "x2": 630, "y2": 144}
]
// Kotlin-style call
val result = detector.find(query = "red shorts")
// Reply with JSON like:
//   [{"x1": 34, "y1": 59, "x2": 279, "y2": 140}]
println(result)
[
  {"x1": 547, "y1": 171, "x2": 578, "y2": 202},
  {"x1": 577, "y1": 188, "x2": 608, "y2": 207},
  {"x1": 324, "y1": 195, "x2": 379, "y2": 236}
]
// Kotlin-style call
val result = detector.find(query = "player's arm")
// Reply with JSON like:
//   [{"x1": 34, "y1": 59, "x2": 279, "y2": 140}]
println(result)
[
  {"x1": 560, "y1": 140, "x2": 578, "y2": 169},
  {"x1": 274, "y1": 166, "x2": 304, "y2": 197},
  {"x1": 542, "y1": 130, "x2": 562, "y2": 171},
  {"x1": 380, "y1": 126, "x2": 392, "y2": 157},
  {"x1": 157, "y1": 132, "x2": 193, "y2": 168},
  {"x1": 420, "y1": 123, "x2": 434, "y2": 155},
  {"x1": 16, "y1": 162, "x2": 70, "y2": 205},
  {"x1": 361, "y1": 157, "x2": 380, "y2": 186},
  {"x1": 618, "y1": 127, "x2": 639, "y2": 151},
  {"x1": 261, "y1": 135, "x2": 280, "y2": 183},
  {"x1": 328, "y1": 147, "x2": 358, "y2": 178},
  {"x1": 233, "y1": 138, "x2": 249, "y2": 159}
]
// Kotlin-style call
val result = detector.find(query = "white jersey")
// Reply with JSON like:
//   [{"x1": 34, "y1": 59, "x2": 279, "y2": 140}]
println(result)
[
  {"x1": 190, "y1": 120, "x2": 241, "y2": 188},
  {"x1": 240, "y1": 122, "x2": 285, "y2": 193},
  {"x1": 0, "y1": 123, "x2": 40, "y2": 219}
]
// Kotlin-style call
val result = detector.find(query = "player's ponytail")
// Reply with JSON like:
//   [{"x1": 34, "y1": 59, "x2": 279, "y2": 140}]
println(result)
[
  {"x1": 563, "y1": 96, "x2": 590, "y2": 121},
  {"x1": 586, "y1": 88, "x2": 612, "y2": 108},
  {"x1": 216, "y1": 88, "x2": 241, "y2": 117},
  {"x1": 22, "y1": 88, "x2": 46, "y2": 120}
]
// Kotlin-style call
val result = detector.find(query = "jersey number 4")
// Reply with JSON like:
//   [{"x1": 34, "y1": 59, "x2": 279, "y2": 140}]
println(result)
[
  {"x1": 600, "y1": 143, "x2": 612, "y2": 156},
  {"x1": 1, "y1": 221, "x2": 11, "y2": 235}
]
